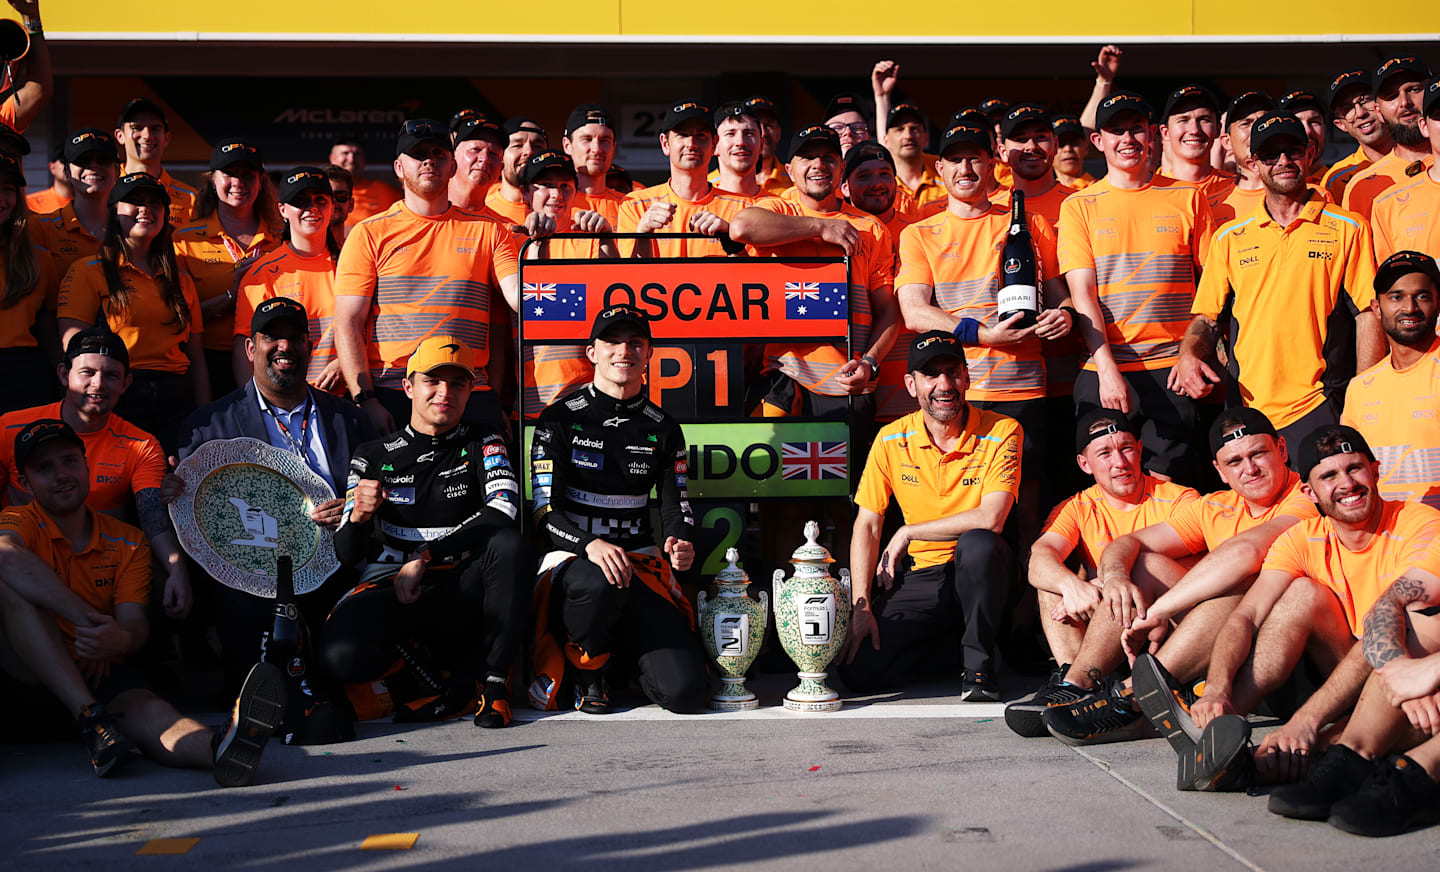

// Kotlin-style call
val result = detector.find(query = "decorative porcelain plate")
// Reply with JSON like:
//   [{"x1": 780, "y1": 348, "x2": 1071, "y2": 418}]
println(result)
[{"x1": 169, "y1": 437, "x2": 338, "y2": 597}]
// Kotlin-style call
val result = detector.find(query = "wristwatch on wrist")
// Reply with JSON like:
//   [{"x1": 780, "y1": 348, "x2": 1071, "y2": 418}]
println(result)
[
  {"x1": 860, "y1": 355, "x2": 879, "y2": 375},
  {"x1": 353, "y1": 389, "x2": 376, "y2": 405}
]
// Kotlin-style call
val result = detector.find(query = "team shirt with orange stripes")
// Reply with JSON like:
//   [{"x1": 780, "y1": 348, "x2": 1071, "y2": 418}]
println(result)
[
  {"x1": 1342, "y1": 337, "x2": 1440, "y2": 509},
  {"x1": 1192, "y1": 195, "x2": 1375, "y2": 430},
  {"x1": 234, "y1": 244, "x2": 342, "y2": 393},
  {"x1": 1370, "y1": 166, "x2": 1440, "y2": 261},
  {"x1": 1342, "y1": 153, "x2": 1435, "y2": 220}
]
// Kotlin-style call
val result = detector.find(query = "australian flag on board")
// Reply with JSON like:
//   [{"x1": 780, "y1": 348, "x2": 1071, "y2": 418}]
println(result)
[
  {"x1": 784, "y1": 282, "x2": 847, "y2": 320},
  {"x1": 524, "y1": 282, "x2": 587, "y2": 321}
]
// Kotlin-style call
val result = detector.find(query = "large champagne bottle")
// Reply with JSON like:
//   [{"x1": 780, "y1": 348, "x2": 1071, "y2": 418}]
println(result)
[
  {"x1": 997, "y1": 191, "x2": 1039, "y2": 329},
  {"x1": 265, "y1": 555, "x2": 305, "y2": 681}
]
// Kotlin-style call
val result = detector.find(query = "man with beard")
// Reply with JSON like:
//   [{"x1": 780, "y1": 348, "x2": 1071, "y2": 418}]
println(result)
[
  {"x1": 1371, "y1": 79, "x2": 1440, "y2": 261},
  {"x1": 485, "y1": 118, "x2": 547, "y2": 226},
  {"x1": 1155, "y1": 86, "x2": 1233, "y2": 211},
  {"x1": 839, "y1": 332, "x2": 1020, "y2": 699},
  {"x1": 324, "y1": 164, "x2": 354, "y2": 247},
  {"x1": 448, "y1": 115, "x2": 506, "y2": 216},
  {"x1": 333, "y1": 119, "x2": 521, "y2": 435},
  {"x1": 711, "y1": 102, "x2": 763, "y2": 199},
  {"x1": 1177, "y1": 113, "x2": 1382, "y2": 455},
  {"x1": 171, "y1": 297, "x2": 375, "y2": 703},
  {"x1": 563, "y1": 104, "x2": 625, "y2": 225},
  {"x1": 1343, "y1": 57, "x2": 1433, "y2": 220},
  {"x1": 1342, "y1": 251, "x2": 1440, "y2": 507},
  {"x1": 617, "y1": 100, "x2": 752, "y2": 258},
  {"x1": 1059, "y1": 91, "x2": 1214, "y2": 485},
  {"x1": 1321, "y1": 69, "x2": 1393, "y2": 204},
  {"x1": 1024, "y1": 409, "x2": 1316, "y2": 742},
  {"x1": 1139, "y1": 426, "x2": 1440, "y2": 792},
  {"x1": 995, "y1": 103, "x2": 1076, "y2": 226},
  {"x1": 0, "y1": 327, "x2": 187, "y2": 619}
]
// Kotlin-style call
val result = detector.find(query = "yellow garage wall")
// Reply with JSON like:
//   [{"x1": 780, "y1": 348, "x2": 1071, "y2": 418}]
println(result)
[{"x1": 29, "y1": 1, "x2": 1439, "y2": 39}]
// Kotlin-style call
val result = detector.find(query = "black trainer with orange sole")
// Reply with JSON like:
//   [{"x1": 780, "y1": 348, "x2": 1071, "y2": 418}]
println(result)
[
  {"x1": 1178, "y1": 714, "x2": 1255, "y2": 792},
  {"x1": 1131, "y1": 653, "x2": 1202, "y2": 755},
  {"x1": 213, "y1": 662, "x2": 287, "y2": 788}
]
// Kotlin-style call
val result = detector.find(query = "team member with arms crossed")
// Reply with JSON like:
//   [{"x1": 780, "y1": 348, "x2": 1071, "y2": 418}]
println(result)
[{"x1": 529, "y1": 306, "x2": 704, "y2": 715}]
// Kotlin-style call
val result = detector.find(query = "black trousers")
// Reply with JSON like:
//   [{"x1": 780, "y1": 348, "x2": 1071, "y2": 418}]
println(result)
[
  {"x1": 114, "y1": 369, "x2": 196, "y2": 458},
  {"x1": 1276, "y1": 400, "x2": 1340, "y2": 473},
  {"x1": 1074, "y1": 367, "x2": 1199, "y2": 484},
  {"x1": 554, "y1": 558, "x2": 708, "y2": 713},
  {"x1": 0, "y1": 346, "x2": 60, "y2": 414},
  {"x1": 212, "y1": 569, "x2": 353, "y2": 703},
  {"x1": 839, "y1": 529, "x2": 1013, "y2": 692},
  {"x1": 322, "y1": 526, "x2": 532, "y2": 685}
]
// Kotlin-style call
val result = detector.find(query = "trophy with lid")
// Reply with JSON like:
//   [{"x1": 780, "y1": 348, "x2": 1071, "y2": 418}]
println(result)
[
  {"x1": 696, "y1": 548, "x2": 768, "y2": 711},
  {"x1": 772, "y1": 521, "x2": 851, "y2": 712}
]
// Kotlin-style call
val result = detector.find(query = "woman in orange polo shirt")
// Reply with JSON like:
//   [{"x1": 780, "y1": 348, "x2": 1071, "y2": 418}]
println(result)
[
  {"x1": 231, "y1": 166, "x2": 344, "y2": 393},
  {"x1": 175, "y1": 138, "x2": 280, "y2": 399},
  {"x1": 56, "y1": 172, "x2": 206, "y2": 454},
  {"x1": 0, "y1": 152, "x2": 60, "y2": 413}
]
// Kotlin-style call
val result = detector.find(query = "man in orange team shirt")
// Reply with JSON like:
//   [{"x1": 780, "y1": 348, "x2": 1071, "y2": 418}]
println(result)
[
  {"x1": 331, "y1": 135, "x2": 401, "y2": 228},
  {"x1": 26, "y1": 143, "x2": 70, "y2": 215},
  {"x1": 332, "y1": 119, "x2": 520, "y2": 435},
  {"x1": 1052, "y1": 115, "x2": 1097, "y2": 190},
  {"x1": 1343, "y1": 56, "x2": 1434, "y2": 220},
  {"x1": 711, "y1": 102, "x2": 764, "y2": 200},
  {"x1": 1059, "y1": 91, "x2": 1215, "y2": 485},
  {"x1": 113, "y1": 98, "x2": 196, "y2": 226},
  {"x1": 485, "y1": 118, "x2": 547, "y2": 226},
  {"x1": 824, "y1": 92, "x2": 872, "y2": 157},
  {"x1": 870, "y1": 62, "x2": 944, "y2": 218},
  {"x1": 1370, "y1": 79, "x2": 1440, "y2": 261},
  {"x1": 1155, "y1": 86, "x2": 1233, "y2": 210},
  {"x1": 1277, "y1": 90, "x2": 1330, "y2": 183},
  {"x1": 1343, "y1": 251, "x2": 1440, "y2": 508},
  {"x1": 1212, "y1": 91, "x2": 1277, "y2": 225},
  {"x1": 448, "y1": 114, "x2": 505, "y2": 216},
  {"x1": 1321, "y1": 69, "x2": 1393, "y2": 205},
  {"x1": 562, "y1": 103, "x2": 625, "y2": 225},
  {"x1": 617, "y1": 100, "x2": 752, "y2": 258}
]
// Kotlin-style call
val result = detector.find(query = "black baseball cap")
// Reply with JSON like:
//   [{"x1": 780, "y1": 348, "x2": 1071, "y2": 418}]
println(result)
[
  {"x1": 1298, "y1": 424, "x2": 1375, "y2": 482},
  {"x1": 744, "y1": 96, "x2": 780, "y2": 121},
  {"x1": 842, "y1": 140, "x2": 896, "y2": 181},
  {"x1": 209, "y1": 138, "x2": 264, "y2": 173},
  {"x1": 789, "y1": 124, "x2": 841, "y2": 158},
  {"x1": 887, "y1": 102, "x2": 927, "y2": 129},
  {"x1": 1328, "y1": 69, "x2": 1372, "y2": 111},
  {"x1": 522, "y1": 150, "x2": 576, "y2": 186},
  {"x1": 1094, "y1": 91, "x2": 1153, "y2": 129},
  {"x1": 1375, "y1": 250, "x2": 1440, "y2": 294},
  {"x1": 715, "y1": 101, "x2": 757, "y2": 125},
  {"x1": 63, "y1": 128, "x2": 118, "y2": 165},
  {"x1": 1052, "y1": 114, "x2": 1084, "y2": 138},
  {"x1": 395, "y1": 118, "x2": 449, "y2": 156},
  {"x1": 14, "y1": 419, "x2": 85, "y2": 474},
  {"x1": 978, "y1": 97, "x2": 1010, "y2": 119},
  {"x1": 1000, "y1": 103, "x2": 1051, "y2": 140},
  {"x1": 565, "y1": 103, "x2": 613, "y2": 137},
  {"x1": 1277, "y1": 90, "x2": 1323, "y2": 115},
  {"x1": 449, "y1": 108, "x2": 485, "y2": 135},
  {"x1": 503, "y1": 117, "x2": 547, "y2": 139},
  {"x1": 1161, "y1": 85, "x2": 1220, "y2": 122},
  {"x1": 949, "y1": 108, "x2": 988, "y2": 130},
  {"x1": 453, "y1": 116, "x2": 504, "y2": 147},
  {"x1": 1075, "y1": 407, "x2": 1141, "y2": 453},
  {"x1": 937, "y1": 122, "x2": 992, "y2": 157},
  {"x1": 823, "y1": 92, "x2": 867, "y2": 123},
  {"x1": 277, "y1": 166, "x2": 331, "y2": 205},
  {"x1": 64, "y1": 322, "x2": 130, "y2": 371},
  {"x1": 0, "y1": 125, "x2": 29, "y2": 157},
  {"x1": 1425, "y1": 77, "x2": 1440, "y2": 118},
  {"x1": 251, "y1": 297, "x2": 309, "y2": 337},
  {"x1": 590, "y1": 304, "x2": 651, "y2": 342},
  {"x1": 0, "y1": 151, "x2": 21, "y2": 185},
  {"x1": 108, "y1": 172, "x2": 170, "y2": 208},
  {"x1": 1208, "y1": 407, "x2": 1279, "y2": 457},
  {"x1": 908, "y1": 331, "x2": 965, "y2": 372},
  {"x1": 1226, "y1": 91, "x2": 1275, "y2": 125},
  {"x1": 117, "y1": 97, "x2": 167, "y2": 128},
  {"x1": 1249, "y1": 112, "x2": 1308, "y2": 155},
  {"x1": 1375, "y1": 56, "x2": 1432, "y2": 92},
  {"x1": 661, "y1": 101, "x2": 711, "y2": 132}
]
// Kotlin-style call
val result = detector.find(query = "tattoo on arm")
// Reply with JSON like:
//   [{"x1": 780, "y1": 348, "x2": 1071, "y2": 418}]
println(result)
[
  {"x1": 1363, "y1": 575, "x2": 1427, "y2": 669},
  {"x1": 135, "y1": 489, "x2": 172, "y2": 542}
]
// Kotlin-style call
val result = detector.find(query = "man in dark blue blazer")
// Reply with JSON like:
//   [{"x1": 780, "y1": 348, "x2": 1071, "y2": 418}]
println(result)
[{"x1": 170, "y1": 297, "x2": 376, "y2": 726}]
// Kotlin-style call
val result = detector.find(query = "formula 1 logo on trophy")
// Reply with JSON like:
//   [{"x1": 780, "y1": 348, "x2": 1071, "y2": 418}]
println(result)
[{"x1": 773, "y1": 521, "x2": 851, "y2": 712}]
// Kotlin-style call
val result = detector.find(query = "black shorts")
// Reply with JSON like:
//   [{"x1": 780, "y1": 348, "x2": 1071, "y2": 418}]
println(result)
[
  {"x1": 1276, "y1": 400, "x2": 1340, "y2": 473},
  {"x1": 1074, "y1": 367, "x2": 1199, "y2": 483},
  {"x1": 971, "y1": 397, "x2": 1045, "y2": 480},
  {"x1": 1257, "y1": 652, "x2": 1329, "y2": 722},
  {"x1": 0, "y1": 661, "x2": 151, "y2": 742}
]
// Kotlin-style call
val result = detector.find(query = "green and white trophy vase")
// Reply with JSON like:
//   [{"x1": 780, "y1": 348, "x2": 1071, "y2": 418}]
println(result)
[
  {"x1": 697, "y1": 547, "x2": 768, "y2": 711},
  {"x1": 773, "y1": 521, "x2": 851, "y2": 712}
]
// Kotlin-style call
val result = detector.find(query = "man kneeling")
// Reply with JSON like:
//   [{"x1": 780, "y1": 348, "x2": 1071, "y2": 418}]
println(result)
[{"x1": 0, "y1": 421, "x2": 283, "y2": 786}]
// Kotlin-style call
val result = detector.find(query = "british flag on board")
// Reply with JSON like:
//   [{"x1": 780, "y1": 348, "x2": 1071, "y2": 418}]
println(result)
[{"x1": 781, "y1": 441, "x2": 847, "y2": 480}]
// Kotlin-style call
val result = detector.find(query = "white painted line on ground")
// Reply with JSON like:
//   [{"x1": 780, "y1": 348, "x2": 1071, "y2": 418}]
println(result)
[
  {"x1": 514, "y1": 703, "x2": 1008, "y2": 722},
  {"x1": 1071, "y1": 747, "x2": 1267, "y2": 872}
]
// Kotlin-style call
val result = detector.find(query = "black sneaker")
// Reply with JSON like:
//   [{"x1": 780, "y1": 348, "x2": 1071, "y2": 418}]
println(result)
[
  {"x1": 1042, "y1": 680, "x2": 1144, "y2": 745},
  {"x1": 1131, "y1": 654, "x2": 1202, "y2": 755},
  {"x1": 1328, "y1": 754, "x2": 1440, "y2": 837},
  {"x1": 1178, "y1": 714, "x2": 1255, "y2": 792},
  {"x1": 960, "y1": 670, "x2": 999, "y2": 702},
  {"x1": 394, "y1": 676, "x2": 480, "y2": 723},
  {"x1": 474, "y1": 678, "x2": 512, "y2": 729},
  {"x1": 1268, "y1": 744, "x2": 1377, "y2": 820},
  {"x1": 574, "y1": 668, "x2": 610, "y2": 714},
  {"x1": 1004, "y1": 664, "x2": 1088, "y2": 737},
  {"x1": 213, "y1": 662, "x2": 287, "y2": 788},
  {"x1": 77, "y1": 703, "x2": 137, "y2": 777}
]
